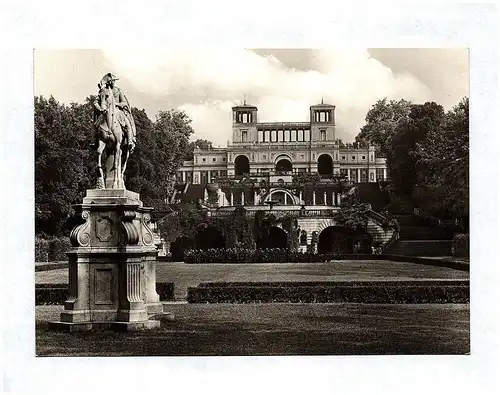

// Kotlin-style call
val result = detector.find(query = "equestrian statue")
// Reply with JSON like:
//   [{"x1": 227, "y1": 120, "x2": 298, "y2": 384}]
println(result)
[{"x1": 93, "y1": 73, "x2": 137, "y2": 189}]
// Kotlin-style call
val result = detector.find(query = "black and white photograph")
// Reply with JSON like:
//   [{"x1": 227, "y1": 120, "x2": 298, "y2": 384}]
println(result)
[
  {"x1": 1, "y1": 2, "x2": 498, "y2": 395},
  {"x1": 33, "y1": 48, "x2": 470, "y2": 355}
]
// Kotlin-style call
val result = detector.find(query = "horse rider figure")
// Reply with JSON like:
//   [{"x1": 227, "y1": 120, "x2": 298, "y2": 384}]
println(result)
[{"x1": 93, "y1": 73, "x2": 136, "y2": 151}]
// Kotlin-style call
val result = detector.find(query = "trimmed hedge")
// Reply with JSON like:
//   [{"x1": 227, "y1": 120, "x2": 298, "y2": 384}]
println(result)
[
  {"x1": 35, "y1": 263, "x2": 68, "y2": 272},
  {"x1": 35, "y1": 236, "x2": 71, "y2": 262},
  {"x1": 35, "y1": 282, "x2": 175, "y2": 305},
  {"x1": 156, "y1": 283, "x2": 175, "y2": 301},
  {"x1": 36, "y1": 286, "x2": 67, "y2": 305},
  {"x1": 187, "y1": 281, "x2": 469, "y2": 304},
  {"x1": 196, "y1": 280, "x2": 469, "y2": 288},
  {"x1": 452, "y1": 234, "x2": 469, "y2": 258},
  {"x1": 184, "y1": 248, "x2": 345, "y2": 263}
]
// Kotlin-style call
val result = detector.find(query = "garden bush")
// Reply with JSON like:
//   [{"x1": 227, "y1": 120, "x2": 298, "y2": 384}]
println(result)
[
  {"x1": 49, "y1": 236, "x2": 71, "y2": 261},
  {"x1": 452, "y1": 234, "x2": 469, "y2": 257},
  {"x1": 35, "y1": 237, "x2": 51, "y2": 262},
  {"x1": 386, "y1": 195, "x2": 415, "y2": 215},
  {"x1": 187, "y1": 280, "x2": 469, "y2": 304},
  {"x1": 35, "y1": 282, "x2": 175, "y2": 305},
  {"x1": 184, "y1": 248, "x2": 345, "y2": 263},
  {"x1": 35, "y1": 236, "x2": 72, "y2": 262},
  {"x1": 35, "y1": 284, "x2": 67, "y2": 305}
]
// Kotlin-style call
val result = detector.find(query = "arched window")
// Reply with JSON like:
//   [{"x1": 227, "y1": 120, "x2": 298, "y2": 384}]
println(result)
[{"x1": 234, "y1": 155, "x2": 250, "y2": 176}]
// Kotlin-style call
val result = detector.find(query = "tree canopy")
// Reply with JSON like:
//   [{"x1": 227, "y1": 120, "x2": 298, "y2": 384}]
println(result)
[
  {"x1": 185, "y1": 138, "x2": 213, "y2": 160},
  {"x1": 414, "y1": 97, "x2": 469, "y2": 219},
  {"x1": 355, "y1": 98, "x2": 413, "y2": 156},
  {"x1": 356, "y1": 96, "x2": 469, "y2": 222},
  {"x1": 35, "y1": 95, "x2": 194, "y2": 236}
]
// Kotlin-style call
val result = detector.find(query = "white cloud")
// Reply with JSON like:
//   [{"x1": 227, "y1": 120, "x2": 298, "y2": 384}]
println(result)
[{"x1": 102, "y1": 49, "x2": 433, "y2": 146}]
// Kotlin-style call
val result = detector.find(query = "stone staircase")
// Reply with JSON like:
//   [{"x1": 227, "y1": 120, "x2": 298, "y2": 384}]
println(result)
[
  {"x1": 355, "y1": 183, "x2": 391, "y2": 211},
  {"x1": 385, "y1": 214, "x2": 453, "y2": 257}
]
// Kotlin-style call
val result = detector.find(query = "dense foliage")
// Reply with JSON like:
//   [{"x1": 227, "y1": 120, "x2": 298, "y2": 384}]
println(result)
[
  {"x1": 356, "y1": 97, "x2": 469, "y2": 224},
  {"x1": 35, "y1": 95, "x2": 194, "y2": 236},
  {"x1": 187, "y1": 281, "x2": 469, "y2": 303},
  {"x1": 452, "y1": 233, "x2": 469, "y2": 258},
  {"x1": 35, "y1": 96, "x2": 95, "y2": 236},
  {"x1": 184, "y1": 248, "x2": 346, "y2": 263},
  {"x1": 185, "y1": 138, "x2": 213, "y2": 160},
  {"x1": 158, "y1": 206, "x2": 302, "y2": 261},
  {"x1": 35, "y1": 282, "x2": 175, "y2": 305},
  {"x1": 355, "y1": 98, "x2": 413, "y2": 156}
]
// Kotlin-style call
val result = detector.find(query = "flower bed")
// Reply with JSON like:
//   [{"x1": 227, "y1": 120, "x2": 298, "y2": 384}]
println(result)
[
  {"x1": 184, "y1": 248, "x2": 345, "y2": 263},
  {"x1": 35, "y1": 282, "x2": 175, "y2": 305},
  {"x1": 187, "y1": 280, "x2": 469, "y2": 304}
]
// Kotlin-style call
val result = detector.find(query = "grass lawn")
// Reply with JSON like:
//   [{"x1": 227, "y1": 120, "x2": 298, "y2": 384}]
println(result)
[
  {"x1": 36, "y1": 260, "x2": 469, "y2": 300},
  {"x1": 36, "y1": 303, "x2": 469, "y2": 356}
]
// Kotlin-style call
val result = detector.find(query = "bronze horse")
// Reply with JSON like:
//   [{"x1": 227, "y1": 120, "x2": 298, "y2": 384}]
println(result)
[{"x1": 94, "y1": 84, "x2": 134, "y2": 189}]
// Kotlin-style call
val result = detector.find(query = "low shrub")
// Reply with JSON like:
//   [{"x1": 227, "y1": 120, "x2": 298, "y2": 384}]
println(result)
[
  {"x1": 386, "y1": 196, "x2": 414, "y2": 215},
  {"x1": 35, "y1": 282, "x2": 175, "y2": 305},
  {"x1": 36, "y1": 286, "x2": 67, "y2": 305},
  {"x1": 452, "y1": 234, "x2": 469, "y2": 257},
  {"x1": 156, "y1": 282, "x2": 175, "y2": 301},
  {"x1": 184, "y1": 248, "x2": 345, "y2": 263},
  {"x1": 35, "y1": 236, "x2": 72, "y2": 262},
  {"x1": 49, "y1": 236, "x2": 71, "y2": 261},
  {"x1": 35, "y1": 263, "x2": 68, "y2": 272},
  {"x1": 35, "y1": 237, "x2": 51, "y2": 262},
  {"x1": 187, "y1": 281, "x2": 469, "y2": 304}
]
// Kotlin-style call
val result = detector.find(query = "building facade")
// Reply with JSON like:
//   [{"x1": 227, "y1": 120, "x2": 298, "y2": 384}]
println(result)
[{"x1": 177, "y1": 102, "x2": 387, "y2": 185}]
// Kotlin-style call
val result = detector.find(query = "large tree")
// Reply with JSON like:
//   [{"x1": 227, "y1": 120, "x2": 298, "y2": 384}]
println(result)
[
  {"x1": 35, "y1": 96, "x2": 95, "y2": 236},
  {"x1": 355, "y1": 98, "x2": 413, "y2": 156},
  {"x1": 35, "y1": 97, "x2": 194, "y2": 236},
  {"x1": 124, "y1": 109, "x2": 193, "y2": 217},
  {"x1": 386, "y1": 101, "x2": 445, "y2": 197},
  {"x1": 414, "y1": 97, "x2": 469, "y2": 220},
  {"x1": 185, "y1": 138, "x2": 213, "y2": 160}
]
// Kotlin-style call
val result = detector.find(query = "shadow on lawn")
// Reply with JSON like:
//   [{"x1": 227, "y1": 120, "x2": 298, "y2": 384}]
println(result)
[{"x1": 36, "y1": 310, "x2": 469, "y2": 357}]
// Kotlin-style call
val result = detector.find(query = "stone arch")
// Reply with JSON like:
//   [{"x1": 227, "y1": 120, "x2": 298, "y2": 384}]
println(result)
[
  {"x1": 318, "y1": 154, "x2": 333, "y2": 175},
  {"x1": 274, "y1": 153, "x2": 293, "y2": 164},
  {"x1": 234, "y1": 155, "x2": 250, "y2": 176},
  {"x1": 263, "y1": 188, "x2": 300, "y2": 205},
  {"x1": 195, "y1": 226, "x2": 225, "y2": 250},
  {"x1": 314, "y1": 218, "x2": 338, "y2": 235},
  {"x1": 318, "y1": 225, "x2": 373, "y2": 254},
  {"x1": 317, "y1": 226, "x2": 354, "y2": 254},
  {"x1": 257, "y1": 226, "x2": 288, "y2": 249},
  {"x1": 170, "y1": 236, "x2": 195, "y2": 262}
]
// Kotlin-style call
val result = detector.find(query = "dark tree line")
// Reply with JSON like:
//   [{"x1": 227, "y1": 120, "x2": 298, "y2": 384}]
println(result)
[
  {"x1": 356, "y1": 97, "x2": 469, "y2": 223},
  {"x1": 35, "y1": 95, "x2": 196, "y2": 237}
]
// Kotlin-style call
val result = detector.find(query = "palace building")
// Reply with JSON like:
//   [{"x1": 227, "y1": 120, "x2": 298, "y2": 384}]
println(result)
[
  {"x1": 176, "y1": 101, "x2": 387, "y2": 186},
  {"x1": 166, "y1": 101, "x2": 395, "y2": 257}
]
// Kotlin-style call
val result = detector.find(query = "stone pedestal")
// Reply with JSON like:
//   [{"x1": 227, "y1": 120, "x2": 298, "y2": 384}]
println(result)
[{"x1": 50, "y1": 189, "x2": 167, "y2": 332}]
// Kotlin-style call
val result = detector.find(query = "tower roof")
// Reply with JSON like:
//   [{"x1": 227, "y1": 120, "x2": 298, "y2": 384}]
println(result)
[
  {"x1": 232, "y1": 104, "x2": 258, "y2": 110},
  {"x1": 310, "y1": 102, "x2": 335, "y2": 109}
]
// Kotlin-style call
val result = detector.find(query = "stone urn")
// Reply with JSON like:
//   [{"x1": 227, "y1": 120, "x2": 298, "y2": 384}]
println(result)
[{"x1": 206, "y1": 182, "x2": 219, "y2": 194}]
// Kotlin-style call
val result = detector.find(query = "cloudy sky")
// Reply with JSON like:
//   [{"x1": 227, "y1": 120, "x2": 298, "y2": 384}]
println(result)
[{"x1": 34, "y1": 49, "x2": 468, "y2": 146}]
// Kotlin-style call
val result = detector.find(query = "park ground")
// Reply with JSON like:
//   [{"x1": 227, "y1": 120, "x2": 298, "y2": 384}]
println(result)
[
  {"x1": 35, "y1": 260, "x2": 469, "y2": 356},
  {"x1": 36, "y1": 260, "x2": 469, "y2": 300}
]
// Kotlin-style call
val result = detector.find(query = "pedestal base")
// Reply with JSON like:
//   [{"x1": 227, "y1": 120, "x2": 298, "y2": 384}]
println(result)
[
  {"x1": 49, "y1": 319, "x2": 161, "y2": 333},
  {"x1": 147, "y1": 302, "x2": 164, "y2": 315},
  {"x1": 55, "y1": 188, "x2": 167, "y2": 333}
]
